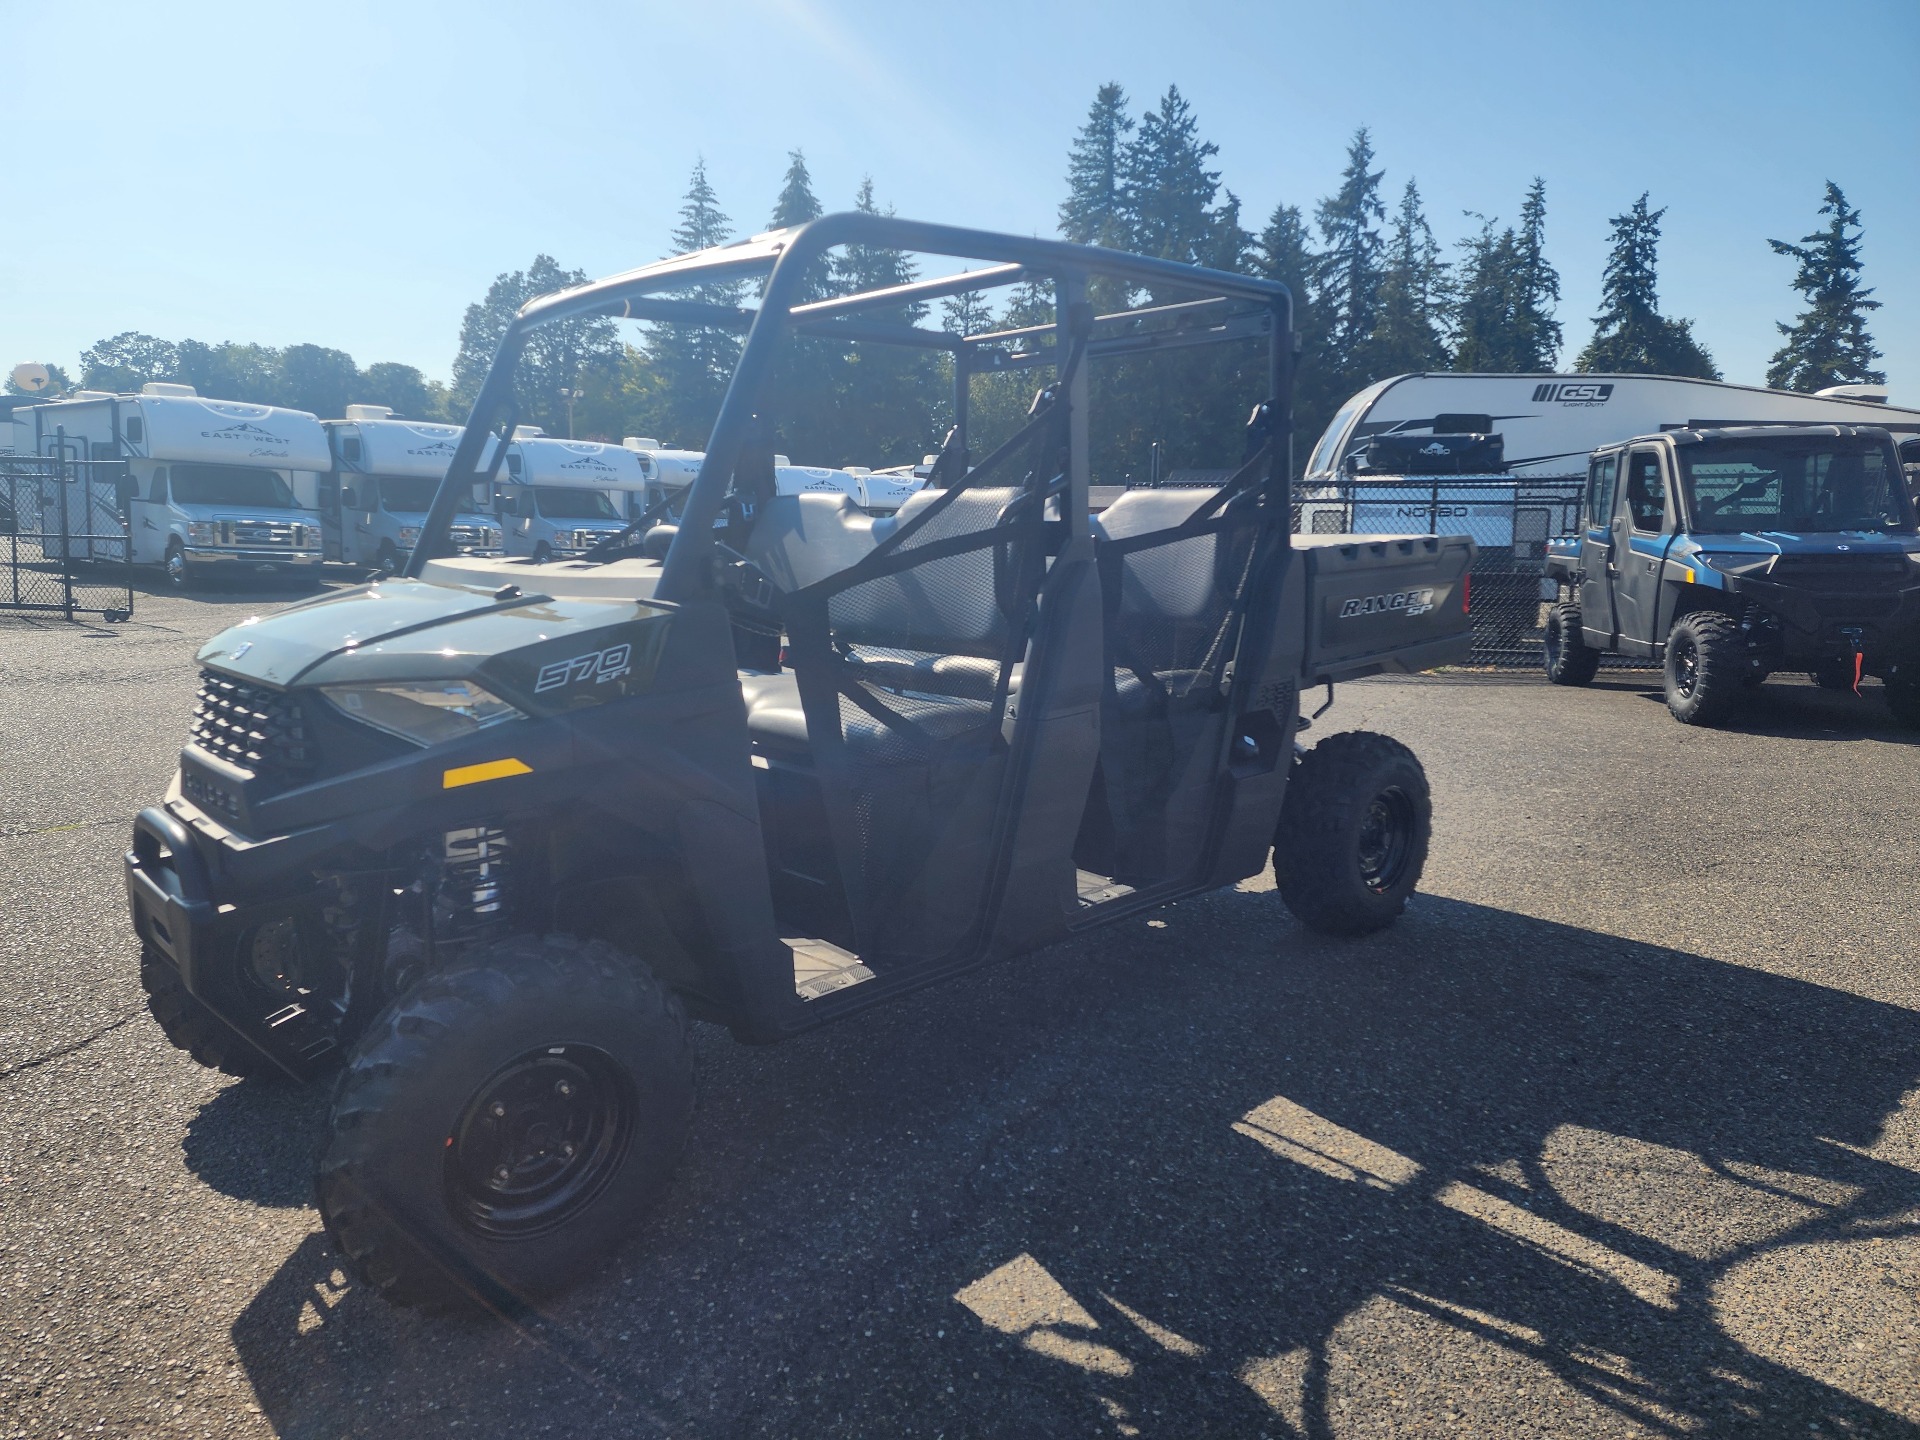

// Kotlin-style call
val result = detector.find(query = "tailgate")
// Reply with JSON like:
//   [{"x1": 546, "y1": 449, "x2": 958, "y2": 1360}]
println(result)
[{"x1": 1296, "y1": 533, "x2": 1475, "y2": 683}]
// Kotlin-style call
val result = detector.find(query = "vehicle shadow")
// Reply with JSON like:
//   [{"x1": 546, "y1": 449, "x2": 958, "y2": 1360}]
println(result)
[
  {"x1": 223, "y1": 893, "x2": 1920, "y2": 1438},
  {"x1": 1612, "y1": 673, "x2": 1920, "y2": 744}
]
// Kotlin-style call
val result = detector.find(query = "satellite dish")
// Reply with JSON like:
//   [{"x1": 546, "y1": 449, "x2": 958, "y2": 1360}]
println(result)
[{"x1": 10, "y1": 363, "x2": 52, "y2": 393}]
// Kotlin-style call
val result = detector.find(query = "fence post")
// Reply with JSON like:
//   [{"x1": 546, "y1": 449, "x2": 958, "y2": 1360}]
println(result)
[{"x1": 55, "y1": 428, "x2": 74, "y2": 621}]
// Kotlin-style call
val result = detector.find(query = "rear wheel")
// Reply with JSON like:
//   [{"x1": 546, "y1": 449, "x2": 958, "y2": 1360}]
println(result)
[
  {"x1": 1274, "y1": 731, "x2": 1432, "y2": 936},
  {"x1": 139, "y1": 944, "x2": 272, "y2": 1079},
  {"x1": 1543, "y1": 602, "x2": 1601, "y2": 686},
  {"x1": 314, "y1": 933, "x2": 692, "y2": 1312},
  {"x1": 1663, "y1": 611, "x2": 1743, "y2": 725},
  {"x1": 532, "y1": 542, "x2": 552, "y2": 565}
]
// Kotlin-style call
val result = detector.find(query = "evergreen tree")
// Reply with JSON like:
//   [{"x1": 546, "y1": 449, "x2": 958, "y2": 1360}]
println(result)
[
  {"x1": 771, "y1": 148, "x2": 823, "y2": 230},
  {"x1": 1574, "y1": 194, "x2": 1720, "y2": 379},
  {"x1": 1313, "y1": 128, "x2": 1387, "y2": 378},
  {"x1": 1368, "y1": 179, "x2": 1450, "y2": 377},
  {"x1": 1119, "y1": 86, "x2": 1226, "y2": 274},
  {"x1": 1766, "y1": 181, "x2": 1883, "y2": 392},
  {"x1": 762, "y1": 148, "x2": 839, "y2": 459},
  {"x1": 1513, "y1": 177, "x2": 1562, "y2": 370},
  {"x1": 1060, "y1": 83, "x2": 1134, "y2": 249},
  {"x1": 646, "y1": 159, "x2": 745, "y2": 447},
  {"x1": 1450, "y1": 216, "x2": 1525, "y2": 373},
  {"x1": 1257, "y1": 201, "x2": 1330, "y2": 472}
]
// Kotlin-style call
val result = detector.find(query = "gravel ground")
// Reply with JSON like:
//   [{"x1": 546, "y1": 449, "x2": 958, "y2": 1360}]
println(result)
[{"x1": 2, "y1": 577, "x2": 1918, "y2": 1439}]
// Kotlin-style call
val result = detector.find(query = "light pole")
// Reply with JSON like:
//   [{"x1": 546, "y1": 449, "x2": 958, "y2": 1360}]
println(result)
[{"x1": 559, "y1": 388, "x2": 584, "y2": 439}]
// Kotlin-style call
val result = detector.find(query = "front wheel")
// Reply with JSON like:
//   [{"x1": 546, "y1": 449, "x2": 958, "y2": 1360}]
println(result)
[
  {"x1": 531, "y1": 542, "x2": 552, "y2": 565},
  {"x1": 164, "y1": 541, "x2": 195, "y2": 591},
  {"x1": 1543, "y1": 602, "x2": 1601, "y2": 686},
  {"x1": 1663, "y1": 611, "x2": 1743, "y2": 725},
  {"x1": 373, "y1": 542, "x2": 401, "y2": 579},
  {"x1": 140, "y1": 944, "x2": 272, "y2": 1079},
  {"x1": 315, "y1": 934, "x2": 693, "y2": 1312},
  {"x1": 1273, "y1": 731, "x2": 1432, "y2": 936}
]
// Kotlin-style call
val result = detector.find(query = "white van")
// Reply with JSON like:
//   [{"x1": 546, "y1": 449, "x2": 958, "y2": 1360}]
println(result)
[
  {"x1": 497, "y1": 433, "x2": 651, "y2": 559},
  {"x1": 321, "y1": 406, "x2": 502, "y2": 575},
  {"x1": 11, "y1": 384, "x2": 328, "y2": 587}
]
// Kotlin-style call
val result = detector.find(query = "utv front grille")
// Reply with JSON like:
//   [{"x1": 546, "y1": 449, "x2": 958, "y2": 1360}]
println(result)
[
  {"x1": 1768, "y1": 554, "x2": 1910, "y2": 592},
  {"x1": 188, "y1": 670, "x2": 315, "y2": 781}
]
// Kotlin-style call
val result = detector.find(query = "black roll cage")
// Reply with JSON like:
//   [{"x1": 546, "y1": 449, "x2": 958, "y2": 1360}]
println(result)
[{"x1": 407, "y1": 213, "x2": 1296, "y2": 601}]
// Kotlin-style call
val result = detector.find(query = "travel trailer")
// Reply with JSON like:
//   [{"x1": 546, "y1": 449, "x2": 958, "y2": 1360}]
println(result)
[
  {"x1": 320, "y1": 407, "x2": 501, "y2": 575},
  {"x1": 11, "y1": 384, "x2": 327, "y2": 586},
  {"x1": 1305, "y1": 373, "x2": 1920, "y2": 485}
]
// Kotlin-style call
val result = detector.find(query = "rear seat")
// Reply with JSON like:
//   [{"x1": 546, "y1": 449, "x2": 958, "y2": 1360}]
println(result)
[{"x1": 1090, "y1": 487, "x2": 1225, "y2": 705}]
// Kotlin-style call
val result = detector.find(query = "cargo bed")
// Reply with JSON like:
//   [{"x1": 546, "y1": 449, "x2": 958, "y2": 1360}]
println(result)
[{"x1": 1293, "y1": 532, "x2": 1475, "y2": 684}]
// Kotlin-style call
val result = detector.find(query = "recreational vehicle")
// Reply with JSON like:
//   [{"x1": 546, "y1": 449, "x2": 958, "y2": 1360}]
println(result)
[
  {"x1": 320, "y1": 407, "x2": 501, "y2": 575},
  {"x1": 11, "y1": 384, "x2": 327, "y2": 586},
  {"x1": 497, "y1": 433, "x2": 651, "y2": 559}
]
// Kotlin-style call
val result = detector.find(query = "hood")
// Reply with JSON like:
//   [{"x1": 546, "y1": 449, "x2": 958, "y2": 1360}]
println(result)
[
  {"x1": 1682, "y1": 530, "x2": 1920, "y2": 559},
  {"x1": 197, "y1": 577, "x2": 665, "y2": 690}
]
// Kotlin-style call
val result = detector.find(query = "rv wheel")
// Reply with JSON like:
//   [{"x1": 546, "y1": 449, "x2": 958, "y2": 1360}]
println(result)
[
  {"x1": 374, "y1": 542, "x2": 401, "y2": 578},
  {"x1": 164, "y1": 541, "x2": 195, "y2": 591},
  {"x1": 532, "y1": 542, "x2": 553, "y2": 565},
  {"x1": 1273, "y1": 731, "x2": 1431, "y2": 936},
  {"x1": 315, "y1": 933, "x2": 693, "y2": 1312}
]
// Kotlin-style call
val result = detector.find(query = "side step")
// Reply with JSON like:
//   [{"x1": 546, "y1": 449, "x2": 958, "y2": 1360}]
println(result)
[{"x1": 787, "y1": 937, "x2": 875, "y2": 1001}]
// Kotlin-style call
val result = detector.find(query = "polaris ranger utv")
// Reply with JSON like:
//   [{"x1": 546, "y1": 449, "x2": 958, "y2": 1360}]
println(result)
[
  {"x1": 126, "y1": 216, "x2": 1472, "y2": 1311},
  {"x1": 1542, "y1": 425, "x2": 1920, "y2": 726}
]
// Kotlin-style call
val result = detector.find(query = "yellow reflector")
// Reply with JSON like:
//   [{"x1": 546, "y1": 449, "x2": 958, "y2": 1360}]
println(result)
[
  {"x1": 1682, "y1": 566, "x2": 1696, "y2": 583},
  {"x1": 442, "y1": 757, "x2": 532, "y2": 789}
]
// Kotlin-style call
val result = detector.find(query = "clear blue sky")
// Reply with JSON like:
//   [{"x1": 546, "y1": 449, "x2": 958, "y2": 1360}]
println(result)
[{"x1": 6, "y1": 0, "x2": 1916, "y2": 397}]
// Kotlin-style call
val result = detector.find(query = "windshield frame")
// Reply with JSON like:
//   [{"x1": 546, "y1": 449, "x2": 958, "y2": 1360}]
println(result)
[
  {"x1": 169, "y1": 462, "x2": 300, "y2": 510},
  {"x1": 1677, "y1": 433, "x2": 1914, "y2": 536}
]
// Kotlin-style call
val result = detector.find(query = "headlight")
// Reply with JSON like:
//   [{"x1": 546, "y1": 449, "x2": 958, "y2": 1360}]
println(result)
[
  {"x1": 397, "y1": 526, "x2": 420, "y2": 546},
  {"x1": 1700, "y1": 552, "x2": 1768, "y2": 577},
  {"x1": 187, "y1": 522, "x2": 217, "y2": 545},
  {"x1": 321, "y1": 679, "x2": 522, "y2": 746}
]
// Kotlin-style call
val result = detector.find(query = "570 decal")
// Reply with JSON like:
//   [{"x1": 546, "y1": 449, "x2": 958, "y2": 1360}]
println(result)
[
  {"x1": 1338, "y1": 588, "x2": 1437, "y2": 619},
  {"x1": 534, "y1": 642, "x2": 633, "y2": 693}
]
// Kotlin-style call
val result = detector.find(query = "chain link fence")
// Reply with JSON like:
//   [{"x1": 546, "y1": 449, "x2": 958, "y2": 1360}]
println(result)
[
  {"x1": 1290, "y1": 477, "x2": 1645, "y2": 670},
  {"x1": 1, "y1": 455, "x2": 135, "y2": 621}
]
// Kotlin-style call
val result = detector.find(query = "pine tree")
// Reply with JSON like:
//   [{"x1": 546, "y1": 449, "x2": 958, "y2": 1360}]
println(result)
[
  {"x1": 1766, "y1": 181, "x2": 1883, "y2": 392},
  {"x1": 1513, "y1": 177, "x2": 1563, "y2": 370},
  {"x1": 1257, "y1": 200, "x2": 1331, "y2": 471},
  {"x1": 1450, "y1": 216, "x2": 1524, "y2": 372},
  {"x1": 1119, "y1": 86, "x2": 1225, "y2": 273},
  {"x1": 646, "y1": 158, "x2": 744, "y2": 447},
  {"x1": 1368, "y1": 179, "x2": 1450, "y2": 377},
  {"x1": 1060, "y1": 83, "x2": 1133, "y2": 248},
  {"x1": 1574, "y1": 194, "x2": 1719, "y2": 379},
  {"x1": 1313, "y1": 128, "x2": 1387, "y2": 377},
  {"x1": 770, "y1": 149, "x2": 823, "y2": 230},
  {"x1": 762, "y1": 148, "x2": 839, "y2": 460}
]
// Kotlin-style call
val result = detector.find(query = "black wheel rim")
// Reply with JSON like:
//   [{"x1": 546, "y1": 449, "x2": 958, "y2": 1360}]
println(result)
[
  {"x1": 1357, "y1": 785, "x2": 1417, "y2": 894},
  {"x1": 1673, "y1": 634, "x2": 1699, "y2": 698},
  {"x1": 446, "y1": 1045, "x2": 634, "y2": 1239}
]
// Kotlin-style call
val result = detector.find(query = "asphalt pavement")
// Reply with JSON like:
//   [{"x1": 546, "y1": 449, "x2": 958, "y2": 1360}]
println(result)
[{"x1": 2, "y1": 577, "x2": 1917, "y2": 1439}]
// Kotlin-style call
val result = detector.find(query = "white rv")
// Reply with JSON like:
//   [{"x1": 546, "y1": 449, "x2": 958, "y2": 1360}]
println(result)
[
  {"x1": 622, "y1": 437, "x2": 705, "y2": 520},
  {"x1": 1305, "y1": 372, "x2": 1920, "y2": 484},
  {"x1": 11, "y1": 384, "x2": 328, "y2": 586},
  {"x1": 321, "y1": 406, "x2": 502, "y2": 574},
  {"x1": 497, "y1": 433, "x2": 651, "y2": 559}
]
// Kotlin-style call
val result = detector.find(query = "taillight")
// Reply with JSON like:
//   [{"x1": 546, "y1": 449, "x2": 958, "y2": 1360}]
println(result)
[{"x1": 1462, "y1": 574, "x2": 1471, "y2": 613}]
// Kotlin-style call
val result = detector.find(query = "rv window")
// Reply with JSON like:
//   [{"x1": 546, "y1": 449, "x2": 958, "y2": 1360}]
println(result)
[
  {"x1": 342, "y1": 438, "x2": 363, "y2": 463},
  {"x1": 1625, "y1": 452, "x2": 1666, "y2": 532},
  {"x1": 1585, "y1": 456, "x2": 1618, "y2": 531},
  {"x1": 147, "y1": 468, "x2": 168, "y2": 503},
  {"x1": 125, "y1": 418, "x2": 144, "y2": 445},
  {"x1": 533, "y1": 486, "x2": 620, "y2": 520},
  {"x1": 169, "y1": 463, "x2": 299, "y2": 509}
]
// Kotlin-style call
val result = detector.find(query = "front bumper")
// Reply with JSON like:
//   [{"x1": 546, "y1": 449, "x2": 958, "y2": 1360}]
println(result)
[
  {"x1": 183, "y1": 547, "x2": 325, "y2": 570},
  {"x1": 1724, "y1": 574, "x2": 1920, "y2": 663},
  {"x1": 126, "y1": 800, "x2": 345, "y2": 1081}
]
